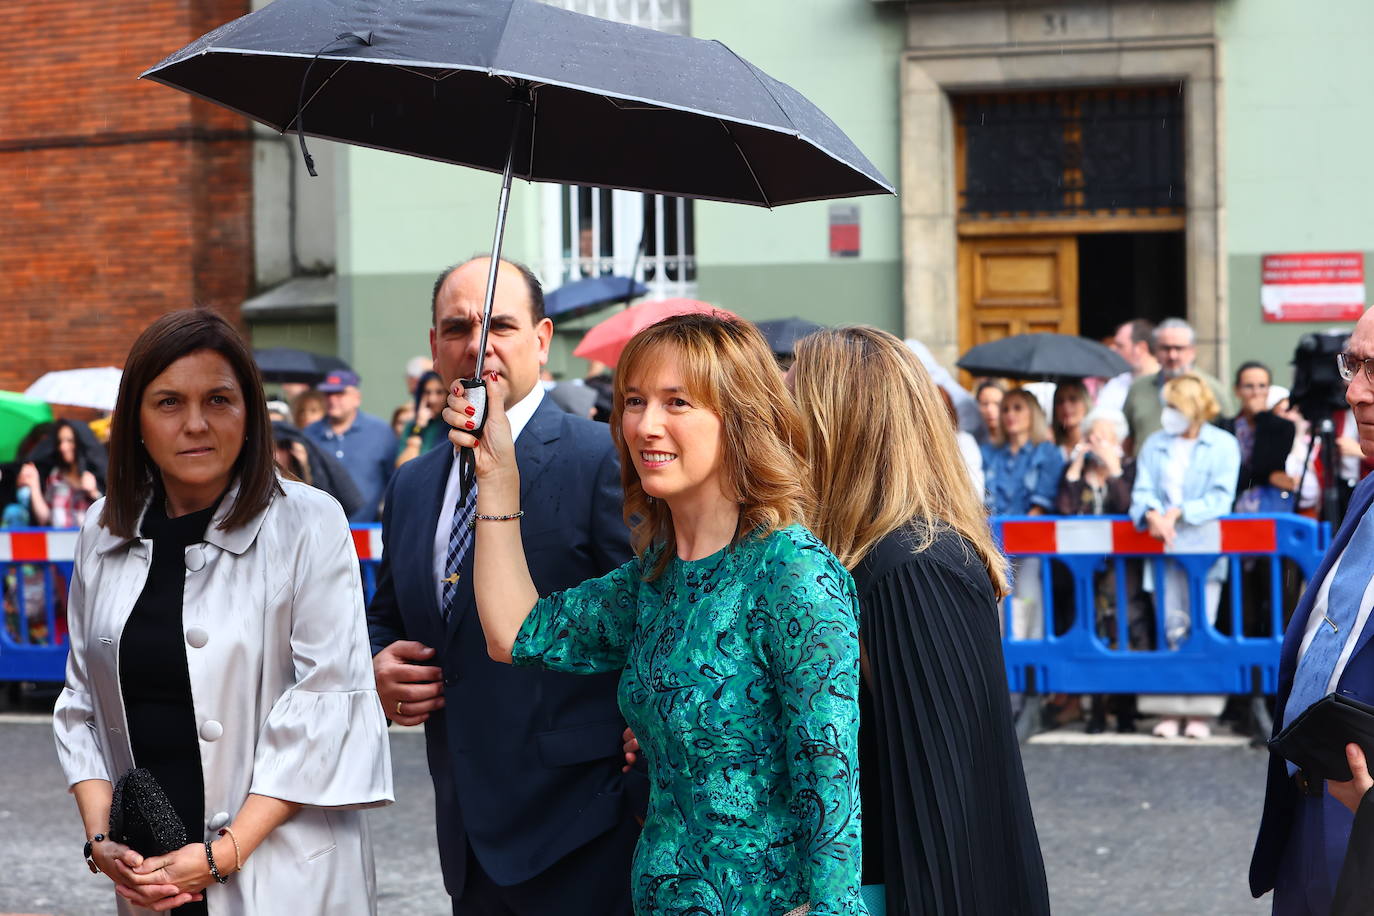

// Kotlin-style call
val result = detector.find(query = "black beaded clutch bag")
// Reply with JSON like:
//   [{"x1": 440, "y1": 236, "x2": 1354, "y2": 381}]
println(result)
[{"x1": 109, "y1": 768, "x2": 188, "y2": 857}]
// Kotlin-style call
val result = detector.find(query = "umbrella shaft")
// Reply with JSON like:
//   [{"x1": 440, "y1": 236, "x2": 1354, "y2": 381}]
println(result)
[{"x1": 474, "y1": 88, "x2": 531, "y2": 381}]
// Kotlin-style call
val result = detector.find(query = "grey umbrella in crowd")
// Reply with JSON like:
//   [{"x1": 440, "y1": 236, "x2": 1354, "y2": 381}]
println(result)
[
  {"x1": 755, "y1": 317, "x2": 825, "y2": 356},
  {"x1": 141, "y1": 0, "x2": 893, "y2": 445},
  {"x1": 957, "y1": 332, "x2": 1130, "y2": 381}
]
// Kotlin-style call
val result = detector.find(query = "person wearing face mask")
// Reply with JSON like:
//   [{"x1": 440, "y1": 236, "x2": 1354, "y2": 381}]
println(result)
[
  {"x1": 1130, "y1": 373, "x2": 1240, "y2": 739},
  {"x1": 1121, "y1": 318, "x2": 1234, "y2": 455}
]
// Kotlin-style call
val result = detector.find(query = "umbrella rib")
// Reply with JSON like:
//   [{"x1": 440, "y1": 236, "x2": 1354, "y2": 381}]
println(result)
[
  {"x1": 717, "y1": 120, "x2": 771, "y2": 208},
  {"x1": 286, "y1": 60, "x2": 350, "y2": 133},
  {"x1": 711, "y1": 40, "x2": 798, "y2": 135}
]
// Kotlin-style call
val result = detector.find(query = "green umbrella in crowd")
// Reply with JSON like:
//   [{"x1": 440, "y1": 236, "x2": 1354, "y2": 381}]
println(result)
[{"x1": 0, "y1": 391, "x2": 53, "y2": 462}]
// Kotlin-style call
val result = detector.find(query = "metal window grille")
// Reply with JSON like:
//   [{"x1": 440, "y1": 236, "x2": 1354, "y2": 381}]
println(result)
[
  {"x1": 540, "y1": 0, "x2": 696, "y2": 298},
  {"x1": 955, "y1": 86, "x2": 1186, "y2": 218}
]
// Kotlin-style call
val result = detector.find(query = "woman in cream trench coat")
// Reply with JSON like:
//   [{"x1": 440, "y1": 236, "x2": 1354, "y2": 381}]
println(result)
[{"x1": 55, "y1": 478, "x2": 394, "y2": 915}]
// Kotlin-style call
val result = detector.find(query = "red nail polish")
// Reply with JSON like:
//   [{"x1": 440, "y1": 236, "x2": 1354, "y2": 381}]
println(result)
[
  {"x1": 465, "y1": 406, "x2": 475, "y2": 417},
  {"x1": 464, "y1": 420, "x2": 475, "y2": 429}
]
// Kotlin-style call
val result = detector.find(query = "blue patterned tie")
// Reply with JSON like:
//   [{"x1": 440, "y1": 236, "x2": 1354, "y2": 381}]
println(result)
[
  {"x1": 1284, "y1": 508, "x2": 1374, "y2": 744},
  {"x1": 440, "y1": 479, "x2": 477, "y2": 620}
]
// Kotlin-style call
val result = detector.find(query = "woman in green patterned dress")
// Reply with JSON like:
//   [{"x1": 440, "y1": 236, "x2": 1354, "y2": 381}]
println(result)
[{"x1": 444, "y1": 313, "x2": 865, "y2": 916}]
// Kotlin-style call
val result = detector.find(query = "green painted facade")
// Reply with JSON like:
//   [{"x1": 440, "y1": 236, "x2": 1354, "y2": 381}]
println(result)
[
  {"x1": 1217, "y1": 0, "x2": 1374, "y2": 388},
  {"x1": 330, "y1": 0, "x2": 906, "y2": 417}
]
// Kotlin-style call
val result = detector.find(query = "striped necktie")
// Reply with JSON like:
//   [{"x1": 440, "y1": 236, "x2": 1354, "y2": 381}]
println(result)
[{"x1": 441, "y1": 477, "x2": 477, "y2": 620}]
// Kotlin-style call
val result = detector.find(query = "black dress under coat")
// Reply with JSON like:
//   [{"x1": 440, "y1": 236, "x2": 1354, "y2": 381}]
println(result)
[{"x1": 853, "y1": 526, "x2": 1050, "y2": 916}]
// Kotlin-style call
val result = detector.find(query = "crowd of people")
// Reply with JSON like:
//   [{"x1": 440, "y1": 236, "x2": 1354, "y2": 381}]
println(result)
[
  {"x1": 948, "y1": 316, "x2": 1363, "y2": 739},
  {"x1": 19, "y1": 258, "x2": 1374, "y2": 914}
]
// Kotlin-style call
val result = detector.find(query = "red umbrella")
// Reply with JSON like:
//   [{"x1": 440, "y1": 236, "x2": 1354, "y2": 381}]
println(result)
[{"x1": 573, "y1": 299, "x2": 738, "y2": 367}]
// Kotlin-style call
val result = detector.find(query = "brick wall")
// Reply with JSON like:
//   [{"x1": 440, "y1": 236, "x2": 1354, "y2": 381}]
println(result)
[{"x1": 0, "y1": 0, "x2": 253, "y2": 394}]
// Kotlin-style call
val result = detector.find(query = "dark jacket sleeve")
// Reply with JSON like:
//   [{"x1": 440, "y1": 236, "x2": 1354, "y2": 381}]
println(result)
[
  {"x1": 1055, "y1": 460, "x2": 1135, "y2": 516},
  {"x1": 1252, "y1": 413, "x2": 1297, "y2": 482},
  {"x1": 860, "y1": 543, "x2": 1050, "y2": 916},
  {"x1": 1107, "y1": 459, "x2": 1136, "y2": 514},
  {"x1": 366, "y1": 471, "x2": 406, "y2": 655},
  {"x1": 1055, "y1": 467, "x2": 1083, "y2": 515}
]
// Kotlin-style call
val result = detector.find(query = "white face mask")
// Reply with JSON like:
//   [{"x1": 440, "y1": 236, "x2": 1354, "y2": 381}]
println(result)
[{"x1": 1160, "y1": 406, "x2": 1191, "y2": 436}]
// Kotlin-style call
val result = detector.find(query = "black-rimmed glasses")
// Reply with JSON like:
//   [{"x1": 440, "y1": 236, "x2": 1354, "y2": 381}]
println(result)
[{"x1": 1336, "y1": 352, "x2": 1374, "y2": 383}]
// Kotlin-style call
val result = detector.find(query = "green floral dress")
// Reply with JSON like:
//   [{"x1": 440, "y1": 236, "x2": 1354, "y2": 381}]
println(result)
[{"x1": 512, "y1": 524, "x2": 866, "y2": 916}]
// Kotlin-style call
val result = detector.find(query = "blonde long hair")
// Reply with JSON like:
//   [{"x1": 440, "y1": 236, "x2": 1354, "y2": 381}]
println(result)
[
  {"x1": 791, "y1": 327, "x2": 1009, "y2": 597},
  {"x1": 611, "y1": 313, "x2": 810, "y2": 581}
]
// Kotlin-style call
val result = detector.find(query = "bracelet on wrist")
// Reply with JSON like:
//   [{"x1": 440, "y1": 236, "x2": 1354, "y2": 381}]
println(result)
[
  {"x1": 218, "y1": 827, "x2": 243, "y2": 873},
  {"x1": 205, "y1": 840, "x2": 229, "y2": 884},
  {"x1": 83, "y1": 833, "x2": 105, "y2": 874},
  {"x1": 468, "y1": 510, "x2": 524, "y2": 528}
]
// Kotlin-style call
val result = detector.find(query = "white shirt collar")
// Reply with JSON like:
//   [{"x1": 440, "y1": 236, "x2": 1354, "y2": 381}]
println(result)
[{"x1": 449, "y1": 382, "x2": 545, "y2": 458}]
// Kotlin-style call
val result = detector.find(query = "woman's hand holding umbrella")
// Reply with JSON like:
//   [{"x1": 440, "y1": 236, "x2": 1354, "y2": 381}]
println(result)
[{"x1": 444, "y1": 383, "x2": 539, "y2": 663}]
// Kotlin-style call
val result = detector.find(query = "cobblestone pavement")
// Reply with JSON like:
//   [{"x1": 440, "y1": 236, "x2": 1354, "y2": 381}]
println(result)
[{"x1": 2, "y1": 711, "x2": 1274, "y2": 915}]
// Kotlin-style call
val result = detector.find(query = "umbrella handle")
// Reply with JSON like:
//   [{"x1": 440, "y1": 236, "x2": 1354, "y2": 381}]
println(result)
[{"x1": 458, "y1": 377, "x2": 488, "y2": 440}]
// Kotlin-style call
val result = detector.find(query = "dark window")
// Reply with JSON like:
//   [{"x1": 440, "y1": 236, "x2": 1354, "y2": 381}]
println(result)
[{"x1": 956, "y1": 86, "x2": 1185, "y2": 218}]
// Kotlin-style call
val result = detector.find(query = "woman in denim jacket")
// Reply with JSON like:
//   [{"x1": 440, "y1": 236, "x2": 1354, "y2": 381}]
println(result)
[
  {"x1": 1130, "y1": 372, "x2": 1240, "y2": 739},
  {"x1": 982, "y1": 389, "x2": 1065, "y2": 641}
]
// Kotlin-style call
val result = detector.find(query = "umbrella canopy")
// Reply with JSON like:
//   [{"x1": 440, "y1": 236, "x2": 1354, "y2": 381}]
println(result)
[
  {"x1": 24, "y1": 367, "x2": 123, "y2": 411},
  {"x1": 140, "y1": 0, "x2": 893, "y2": 207},
  {"x1": 254, "y1": 347, "x2": 352, "y2": 385},
  {"x1": 545, "y1": 276, "x2": 648, "y2": 321},
  {"x1": 573, "y1": 299, "x2": 738, "y2": 368},
  {"x1": 956, "y1": 333, "x2": 1130, "y2": 381},
  {"x1": 0, "y1": 392, "x2": 54, "y2": 463},
  {"x1": 754, "y1": 317, "x2": 826, "y2": 356}
]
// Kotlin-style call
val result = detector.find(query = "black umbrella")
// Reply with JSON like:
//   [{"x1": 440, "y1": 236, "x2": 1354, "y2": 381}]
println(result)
[
  {"x1": 956, "y1": 333, "x2": 1130, "y2": 381},
  {"x1": 254, "y1": 347, "x2": 351, "y2": 385},
  {"x1": 545, "y1": 276, "x2": 648, "y2": 321},
  {"x1": 754, "y1": 317, "x2": 826, "y2": 356},
  {"x1": 142, "y1": 0, "x2": 893, "y2": 436}
]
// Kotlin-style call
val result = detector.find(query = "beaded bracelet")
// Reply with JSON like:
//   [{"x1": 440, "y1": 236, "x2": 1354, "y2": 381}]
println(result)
[
  {"x1": 467, "y1": 510, "x2": 524, "y2": 529},
  {"x1": 205, "y1": 840, "x2": 229, "y2": 884}
]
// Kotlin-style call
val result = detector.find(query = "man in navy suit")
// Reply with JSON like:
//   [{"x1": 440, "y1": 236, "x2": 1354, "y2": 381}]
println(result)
[
  {"x1": 368, "y1": 257, "x2": 640, "y2": 916},
  {"x1": 1252, "y1": 305, "x2": 1374, "y2": 914}
]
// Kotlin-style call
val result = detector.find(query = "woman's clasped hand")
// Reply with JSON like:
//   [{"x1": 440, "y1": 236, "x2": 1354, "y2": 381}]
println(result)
[{"x1": 110, "y1": 840, "x2": 230, "y2": 911}]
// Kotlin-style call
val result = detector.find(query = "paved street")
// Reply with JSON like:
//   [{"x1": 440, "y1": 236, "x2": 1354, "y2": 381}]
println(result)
[{"x1": 1, "y1": 712, "x2": 1272, "y2": 915}]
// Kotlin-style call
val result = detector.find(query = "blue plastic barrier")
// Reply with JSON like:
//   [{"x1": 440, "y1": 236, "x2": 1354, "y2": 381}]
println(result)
[
  {"x1": 3, "y1": 516, "x2": 1331, "y2": 697},
  {"x1": 992, "y1": 514, "x2": 1328, "y2": 696}
]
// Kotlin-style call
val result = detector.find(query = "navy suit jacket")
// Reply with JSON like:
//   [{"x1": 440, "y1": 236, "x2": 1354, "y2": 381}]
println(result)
[
  {"x1": 367, "y1": 397, "x2": 638, "y2": 895},
  {"x1": 1251, "y1": 471, "x2": 1374, "y2": 911}
]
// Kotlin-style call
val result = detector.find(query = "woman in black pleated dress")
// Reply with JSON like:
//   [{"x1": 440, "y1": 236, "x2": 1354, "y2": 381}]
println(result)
[{"x1": 790, "y1": 327, "x2": 1050, "y2": 916}]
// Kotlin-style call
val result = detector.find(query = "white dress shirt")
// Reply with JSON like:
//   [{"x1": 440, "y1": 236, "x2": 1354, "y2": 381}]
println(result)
[
  {"x1": 432, "y1": 383, "x2": 545, "y2": 608},
  {"x1": 1296, "y1": 539, "x2": 1374, "y2": 694}
]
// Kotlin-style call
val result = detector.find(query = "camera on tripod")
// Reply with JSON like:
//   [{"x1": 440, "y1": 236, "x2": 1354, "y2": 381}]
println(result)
[{"x1": 1290, "y1": 329, "x2": 1352, "y2": 525}]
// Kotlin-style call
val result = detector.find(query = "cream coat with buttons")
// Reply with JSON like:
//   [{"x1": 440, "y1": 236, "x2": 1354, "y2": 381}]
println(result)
[{"x1": 54, "y1": 478, "x2": 393, "y2": 915}]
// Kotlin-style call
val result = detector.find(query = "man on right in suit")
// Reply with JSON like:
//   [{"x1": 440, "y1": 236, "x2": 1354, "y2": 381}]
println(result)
[
  {"x1": 368, "y1": 257, "x2": 641, "y2": 916},
  {"x1": 1252, "y1": 304, "x2": 1374, "y2": 914}
]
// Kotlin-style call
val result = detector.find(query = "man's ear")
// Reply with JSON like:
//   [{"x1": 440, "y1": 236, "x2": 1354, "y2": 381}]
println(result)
[{"x1": 536, "y1": 317, "x2": 554, "y2": 363}]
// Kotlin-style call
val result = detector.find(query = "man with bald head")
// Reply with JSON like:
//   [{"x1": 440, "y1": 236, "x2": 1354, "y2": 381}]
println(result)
[
  {"x1": 1252, "y1": 306, "x2": 1374, "y2": 913},
  {"x1": 367, "y1": 257, "x2": 639, "y2": 915}
]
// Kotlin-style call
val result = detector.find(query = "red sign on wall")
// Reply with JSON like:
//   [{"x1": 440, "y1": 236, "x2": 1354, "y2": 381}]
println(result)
[{"x1": 1261, "y1": 252, "x2": 1366, "y2": 322}]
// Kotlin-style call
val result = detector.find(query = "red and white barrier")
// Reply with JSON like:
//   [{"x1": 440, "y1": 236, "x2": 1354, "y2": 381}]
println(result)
[
  {"x1": 351, "y1": 527, "x2": 385, "y2": 561},
  {"x1": 0, "y1": 530, "x2": 80, "y2": 563},
  {"x1": 999, "y1": 517, "x2": 1277, "y2": 556},
  {"x1": 0, "y1": 527, "x2": 386, "y2": 562}
]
